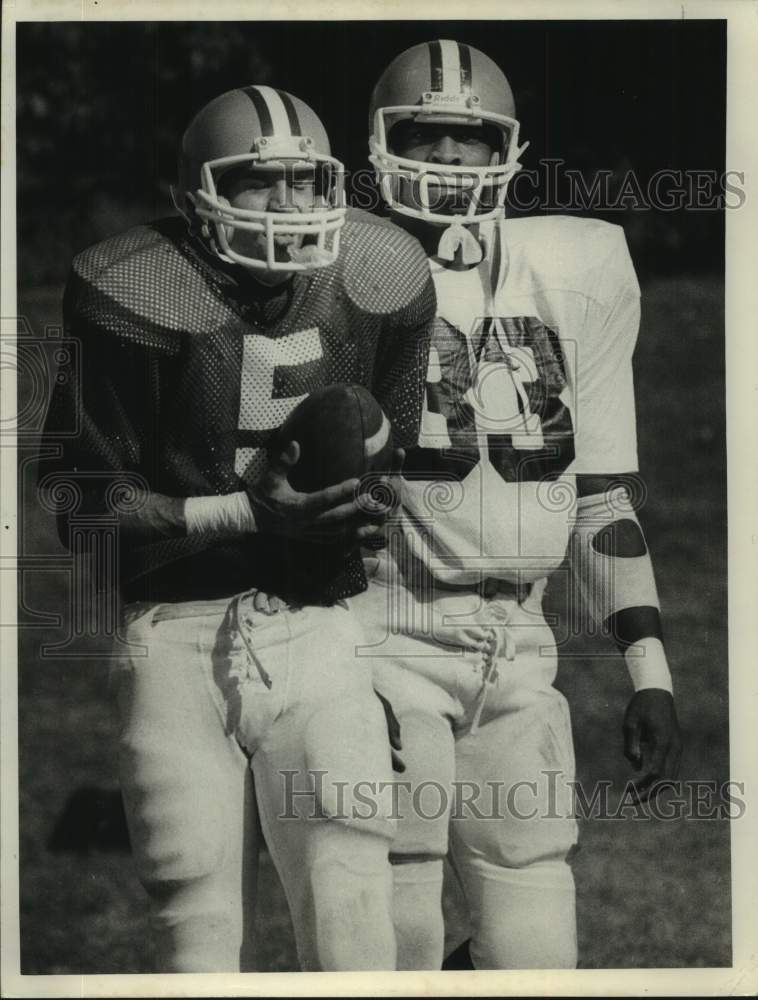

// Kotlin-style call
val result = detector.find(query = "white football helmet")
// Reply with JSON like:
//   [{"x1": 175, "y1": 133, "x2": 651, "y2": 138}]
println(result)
[
  {"x1": 177, "y1": 85, "x2": 345, "y2": 273},
  {"x1": 369, "y1": 40, "x2": 528, "y2": 229}
]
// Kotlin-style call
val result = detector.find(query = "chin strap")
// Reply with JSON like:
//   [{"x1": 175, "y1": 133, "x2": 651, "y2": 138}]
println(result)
[{"x1": 436, "y1": 223, "x2": 484, "y2": 265}]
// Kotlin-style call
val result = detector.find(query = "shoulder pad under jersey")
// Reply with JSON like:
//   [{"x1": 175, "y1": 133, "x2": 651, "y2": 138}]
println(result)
[
  {"x1": 337, "y1": 210, "x2": 432, "y2": 315},
  {"x1": 65, "y1": 217, "x2": 239, "y2": 352},
  {"x1": 500, "y1": 215, "x2": 640, "y2": 306},
  {"x1": 344, "y1": 206, "x2": 397, "y2": 230}
]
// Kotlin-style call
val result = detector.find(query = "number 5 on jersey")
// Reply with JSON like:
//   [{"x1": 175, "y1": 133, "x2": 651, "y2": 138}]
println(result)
[{"x1": 235, "y1": 328, "x2": 325, "y2": 486}]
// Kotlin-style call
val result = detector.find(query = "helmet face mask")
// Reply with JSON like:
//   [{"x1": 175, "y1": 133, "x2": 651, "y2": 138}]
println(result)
[
  {"x1": 192, "y1": 152, "x2": 345, "y2": 273},
  {"x1": 178, "y1": 87, "x2": 346, "y2": 274},
  {"x1": 372, "y1": 105, "x2": 522, "y2": 224},
  {"x1": 369, "y1": 41, "x2": 529, "y2": 231}
]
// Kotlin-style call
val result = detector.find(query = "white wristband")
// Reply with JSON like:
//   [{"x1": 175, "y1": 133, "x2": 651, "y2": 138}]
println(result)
[
  {"x1": 184, "y1": 491, "x2": 257, "y2": 536},
  {"x1": 624, "y1": 636, "x2": 673, "y2": 695}
]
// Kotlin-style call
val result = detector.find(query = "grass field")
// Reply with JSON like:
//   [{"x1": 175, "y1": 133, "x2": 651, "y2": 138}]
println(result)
[{"x1": 15, "y1": 274, "x2": 729, "y2": 972}]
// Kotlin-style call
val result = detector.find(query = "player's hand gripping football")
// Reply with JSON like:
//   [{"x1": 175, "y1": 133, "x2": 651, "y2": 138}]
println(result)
[
  {"x1": 623, "y1": 689, "x2": 683, "y2": 801},
  {"x1": 248, "y1": 441, "x2": 403, "y2": 545}
]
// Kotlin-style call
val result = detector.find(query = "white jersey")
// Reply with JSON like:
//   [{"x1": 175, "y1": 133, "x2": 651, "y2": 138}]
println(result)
[{"x1": 399, "y1": 214, "x2": 641, "y2": 585}]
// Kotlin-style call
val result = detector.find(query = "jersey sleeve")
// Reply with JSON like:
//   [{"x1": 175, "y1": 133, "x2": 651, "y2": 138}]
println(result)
[
  {"x1": 566, "y1": 227, "x2": 641, "y2": 475},
  {"x1": 43, "y1": 272, "x2": 234, "y2": 596},
  {"x1": 42, "y1": 273, "x2": 159, "y2": 519}
]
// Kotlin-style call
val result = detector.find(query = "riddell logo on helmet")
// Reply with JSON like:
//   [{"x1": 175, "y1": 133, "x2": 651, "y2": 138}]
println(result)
[{"x1": 424, "y1": 92, "x2": 468, "y2": 105}]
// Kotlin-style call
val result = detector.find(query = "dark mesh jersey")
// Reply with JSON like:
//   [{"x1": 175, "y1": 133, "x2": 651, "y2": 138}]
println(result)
[{"x1": 44, "y1": 210, "x2": 434, "y2": 603}]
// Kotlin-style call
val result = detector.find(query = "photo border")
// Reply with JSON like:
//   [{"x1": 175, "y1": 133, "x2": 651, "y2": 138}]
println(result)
[{"x1": 2, "y1": 1, "x2": 756, "y2": 996}]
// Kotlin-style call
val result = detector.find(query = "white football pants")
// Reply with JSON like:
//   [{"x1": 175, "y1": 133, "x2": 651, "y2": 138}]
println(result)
[
  {"x1": 111, "y1": 596, "x2": 397, "y2": 972},
  {"x1": 351, "y1": 568, "x2": 579, "y2": 970}
]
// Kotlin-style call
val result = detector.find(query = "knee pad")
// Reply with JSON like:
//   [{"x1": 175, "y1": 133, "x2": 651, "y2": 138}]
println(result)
[
  {"x1": 451, "y1": 694, "x2": 577, "y2": 869},
  {"x1": 301, "y1": 693, "x2": 395, "y2": 840},
  {"x1": 121, "y1": 737, "x2": 235, "y2": 883},
  {"x1": 388, "y1": 709, "x2": 454, "y2": 860}
]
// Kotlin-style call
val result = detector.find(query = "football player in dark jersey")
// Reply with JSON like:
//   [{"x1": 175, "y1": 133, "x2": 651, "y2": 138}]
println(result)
[
  {"x1": 42, "y1": 85, "x2": 435, "y2": 971},
  {"x1": 350, "y1": 40, "x2": 683, "y2": 970}
]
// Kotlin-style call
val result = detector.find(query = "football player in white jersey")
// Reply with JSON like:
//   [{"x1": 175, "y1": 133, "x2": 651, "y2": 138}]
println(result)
[
  {"x1": 352, "y1": 39, "x2": 683, "y2": 970},
  {"x1": 43, "y1": 85, "x2": 435, "y2": 971}
]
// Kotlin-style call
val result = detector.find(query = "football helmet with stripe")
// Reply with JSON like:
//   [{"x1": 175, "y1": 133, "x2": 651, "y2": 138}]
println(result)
[
  {"x1": 177, "y1": 86, "x2": 345, "y2": 273},
  {"x1": 369, "y1": 40, "x2": 528, "y2": 230}
]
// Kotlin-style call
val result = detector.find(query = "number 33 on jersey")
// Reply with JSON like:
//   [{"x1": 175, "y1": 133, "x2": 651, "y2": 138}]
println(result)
[{"x1": 400, "y1": 214, "x2": 642, "y2": 587}]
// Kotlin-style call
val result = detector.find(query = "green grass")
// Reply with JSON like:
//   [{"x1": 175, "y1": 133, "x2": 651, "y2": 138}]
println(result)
[{"x1": 16, "y1": 274, "x2": 729, "y2": 972}]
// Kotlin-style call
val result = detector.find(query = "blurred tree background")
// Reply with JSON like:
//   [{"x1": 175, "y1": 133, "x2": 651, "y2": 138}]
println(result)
[{"x1": 17, "y1": 19, "x2": 726, "y2": 288}]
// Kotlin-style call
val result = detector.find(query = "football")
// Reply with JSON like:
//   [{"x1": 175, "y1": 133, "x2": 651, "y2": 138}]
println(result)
[{"x1": 266, "y1": 383, "x2": 395, "y2": 493}]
